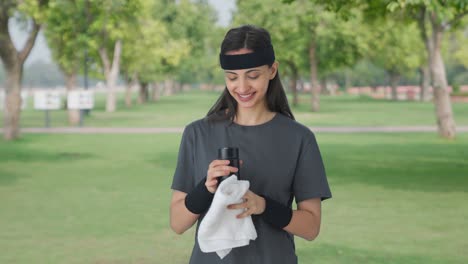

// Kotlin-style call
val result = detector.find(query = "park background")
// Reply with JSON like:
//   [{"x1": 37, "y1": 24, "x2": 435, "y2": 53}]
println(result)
[{"x1": 1, "y1": 0, "x2": 468, "y2": 263}]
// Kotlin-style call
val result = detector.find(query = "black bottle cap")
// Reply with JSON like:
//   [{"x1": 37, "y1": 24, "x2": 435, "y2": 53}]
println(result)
[{"x1": 218, "y1": 147, "x2": 239, "y2": 160}]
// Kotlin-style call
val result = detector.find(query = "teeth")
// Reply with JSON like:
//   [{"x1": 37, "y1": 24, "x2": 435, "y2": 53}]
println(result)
[{"x1": 239, "y1": 93, "x2": 252, "y2": 98}]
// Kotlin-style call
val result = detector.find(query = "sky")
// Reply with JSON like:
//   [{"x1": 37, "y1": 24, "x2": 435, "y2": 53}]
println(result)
[{"x1": 9, "y1": 0, "x2": 235, "y2": 66}]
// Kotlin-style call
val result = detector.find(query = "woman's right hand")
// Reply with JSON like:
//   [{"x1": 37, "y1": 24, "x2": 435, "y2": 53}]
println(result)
[{"x1": 206, "y1": 159, "x2": 239, "y2": 194}]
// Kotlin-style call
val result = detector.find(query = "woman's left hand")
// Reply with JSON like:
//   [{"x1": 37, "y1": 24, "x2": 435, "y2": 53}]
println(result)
[{"x1": 227, "y1": 190, "x2": 266, "y2": 219}]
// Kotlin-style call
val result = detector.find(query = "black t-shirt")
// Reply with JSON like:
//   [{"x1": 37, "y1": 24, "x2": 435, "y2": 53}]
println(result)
[{"x1": 171, "y1": 113, "x2": 332, "y2": 264}]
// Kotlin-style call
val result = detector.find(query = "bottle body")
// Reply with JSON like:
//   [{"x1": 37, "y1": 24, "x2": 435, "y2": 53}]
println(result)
[{"x1": 218, "y1": 147, "x2": 240, "y2": 183}]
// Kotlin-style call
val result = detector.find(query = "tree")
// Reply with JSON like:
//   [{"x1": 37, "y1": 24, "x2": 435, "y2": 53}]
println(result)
[
  {"x1": 236, "y1": 0, "x2": 365, "y2": 111},
  {"x1": 164, "y1": 0, "x2": 221, "y2": 91},
  {"x1": 0, "y1": 0, "x2": 49, "y2": 140},
  {"x1": 120, "y1": 0, "x2": 190, "y2": 105},
  {"x1": 366, "y1": 19, "x2": 422, "y2": 100},
  {"x1": 387, "y1": 0, "x2": 468, "y2": 138},
  {"x1": 84, "y1": 0, "x2": 141, "y2": 112},
  {"x1": 234, "y1": 0, "x2": 308, "y2": 106},
  {"x1": 45, "y1": 0, "x2": 87, "y2": 125}
]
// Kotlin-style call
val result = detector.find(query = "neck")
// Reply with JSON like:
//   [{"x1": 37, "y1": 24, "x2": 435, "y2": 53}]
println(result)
[{"x1": 234, "y1": 103, "x2": 275, "y2": 126}]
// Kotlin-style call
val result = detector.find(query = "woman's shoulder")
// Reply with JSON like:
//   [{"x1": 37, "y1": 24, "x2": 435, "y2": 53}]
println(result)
[
  {"x1": 184, "y1": 116, "x2": 226, "y2": 134},
  {"x1": 275, "y1": 113, "x2": 316, "y2": 138}
]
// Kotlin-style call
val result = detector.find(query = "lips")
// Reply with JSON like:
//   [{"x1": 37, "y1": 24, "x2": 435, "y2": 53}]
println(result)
[{"x1": 237, "y1": 92, "x2": 255, "y2": 102}]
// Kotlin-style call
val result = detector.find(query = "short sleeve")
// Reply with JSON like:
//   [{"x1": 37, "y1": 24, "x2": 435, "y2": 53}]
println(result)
[
  {"x1": 171, "y1": 125, "x2": 195, "y2": 193},
  {"x1": 293, "y1": 132, "x2": 332, "y2": 203}
]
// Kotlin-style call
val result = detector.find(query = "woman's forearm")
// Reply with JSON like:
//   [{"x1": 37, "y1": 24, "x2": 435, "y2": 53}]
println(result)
[
  {"x1": 170, "y1": 193, "x2": 200, "y2": 234},
  {"x1": 284, "y1": 209, "x2": 321, "y2": 241},
  {"x1": 283, "y1": 197, "x2": 322, "y2": 241}
]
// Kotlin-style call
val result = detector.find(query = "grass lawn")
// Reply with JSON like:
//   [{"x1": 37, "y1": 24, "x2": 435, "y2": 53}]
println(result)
[
  {"x1": 1, "y1": 133, "x2": 467, "y2": 263},
  {"x1": 3, "y1": 90, "x2": 468, "y2": 128}
]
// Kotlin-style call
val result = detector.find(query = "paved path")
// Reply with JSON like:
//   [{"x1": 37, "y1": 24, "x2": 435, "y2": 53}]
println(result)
[{"x1": 2, "y1": 126, "x2": 467, "y2": 134}]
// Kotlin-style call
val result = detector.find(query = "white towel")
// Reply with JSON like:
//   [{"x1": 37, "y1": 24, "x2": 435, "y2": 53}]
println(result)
[{"x1": 197, "y1": 175, "x2": 257, "y2": 259}]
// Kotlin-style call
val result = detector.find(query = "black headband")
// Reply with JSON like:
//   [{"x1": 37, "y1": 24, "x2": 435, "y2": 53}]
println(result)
[{"x1": 219, "y1": 46, "x2": 275, "y2": 70}]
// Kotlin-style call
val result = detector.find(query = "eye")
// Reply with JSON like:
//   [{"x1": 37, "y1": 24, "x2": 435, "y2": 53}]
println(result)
[
  {"x1": 227, "y1": 77, "x2": 237, "y2": 81},
  {"x1": 248, "y1": 75, "x2": 259, "y2": 80}
]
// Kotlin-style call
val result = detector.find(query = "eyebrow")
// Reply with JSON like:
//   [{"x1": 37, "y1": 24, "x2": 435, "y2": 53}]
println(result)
[{"x1": 225, "y1": 69, "x2": 261, "y2": 75}]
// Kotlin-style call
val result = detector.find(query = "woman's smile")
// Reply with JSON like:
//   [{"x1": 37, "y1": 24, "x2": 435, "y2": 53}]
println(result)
[{"x1": 237, "y1": 92, "x2": 256, "y2": 102}]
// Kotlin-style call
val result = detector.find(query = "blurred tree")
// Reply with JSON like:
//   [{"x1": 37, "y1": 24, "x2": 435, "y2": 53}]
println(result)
[
  {"x1": 236, "y1": 0, "x2": 366, "y2": 110},
  {"x1": 166, "y1": 0, "x2": 221, "y2": 91},
  {"x1": 234, "y1": 0, "x2": 308, "y2": 106},
  {"x1": 44, "y1": 0, "x2": 88, "y2": 125},
  {"x1": 366, "y1": 19, "x2": 422, "y2": 100},
  {"x1": 0, "y1": 0, "x2": 49, "y2": 140},
  {"x1": 120, "y1": 0, "x2": 189, "y2": 105},
  {"x1": 288, "y1": 0, "x2": 467, "y2": 138},
  {"x1": 385, "y1": 0, "x2": 468, "y2": 138},
  {"x1": 86, "y1": 0, "x2": 141, "y2": 112}
]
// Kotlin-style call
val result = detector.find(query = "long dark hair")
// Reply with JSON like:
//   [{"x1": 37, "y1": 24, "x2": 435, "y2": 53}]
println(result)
[{"x1": 206, "y1": 25, "x2": 295, "y2": 122}]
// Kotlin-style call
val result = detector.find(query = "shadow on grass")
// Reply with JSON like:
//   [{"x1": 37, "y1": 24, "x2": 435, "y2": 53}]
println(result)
[
  {"x1": 147, "y1": 151, "x2": 177, "y2": 170},
  {"x1": 0, "y1": 147, "x2": 95, "y2": 163},
  {"x1": 0, "y1": 137, "x2": 95, "y2": 185},
  {"x1": 0, "y1": 169, "x2": 28, "y2": 185},
  {"x1": 324, "y1": 141, "x2": 468, "y2": 193}
]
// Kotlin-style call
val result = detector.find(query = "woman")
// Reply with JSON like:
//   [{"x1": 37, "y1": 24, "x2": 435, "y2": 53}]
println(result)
[{"x1": 170, "y1": 25, "x2": 332, "y2": 263}]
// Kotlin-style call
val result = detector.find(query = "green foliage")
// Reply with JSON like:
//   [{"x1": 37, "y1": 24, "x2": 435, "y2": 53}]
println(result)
[
  {"x1": 44, "y1": 0, "x2": 86, "y2": 75},
  {"x1": 120, "y1": 0, "x2": 190, "y2": 83},
  {"x1": 166, "y1": 0, "x2": 222, "y2": 84},
  {"x1": 234, "y1": 0, "x2": 367, "y2": 81},
  {"x1": 16, "y1": 0, "x2": 50, "y2": 23},
  {"x1": 366, "y1": 19, "x2": 423, "y2": 77},
  {"x1": 450, "y1": 24, "x2": 468, "y2": 68}
]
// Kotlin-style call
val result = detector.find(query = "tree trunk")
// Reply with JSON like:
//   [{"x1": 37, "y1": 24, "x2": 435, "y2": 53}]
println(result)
[
  {"x1": 430, "y1": 26, "x2": 456, "y2": 139},
  {"x1": 0, "y1": 14, "x2": 41, "y2": 140},
  {"x1": 125, "y1": 86, "x2": 132, "y2": 108},
  {"x1": 124, "y1": 73, "x2": 134, "y2": 108},
  {"x1": 345, "y1": 69, "x2": 351, "y2": 91},
  {"x1": 164, "y1": 79, "x2": 174, "y2": 96},
  {"x1": 418, "y1": 8, "x2": 455, "y2": 138},
  {"x1": 174, "y1": 82, "x2": 182, "y2": 93},
  {"x1": 3, "y1": 65, "x2": 22, "y2": 140},
  {"x1": 287, "y1": 62, "x2": 299, "y2": 106},
  {"x1": 320, "y1": 78, "x2": 327, "y2": 95},
  {"x1": 416, "y1": 10, "x2": 433, "y2": 103},
  {"x1": 139, "y1": 82, "x2": 149, "y2": 104},
  {"x1": 419, "y1": 65, "x2": 431, "y2": 101},
  {"x1": 309, "y1": 40, "x2": 320, "y2": 112},
  {"x1": 99, "y1": 40, "x2": 122, "y2": 113},
  {"x1": 389, "y1": 71, "x2": 400, "y2": 101},
  {"x1": 152, "y1": 82, "x2": 160, "y2": 102},
  {"x1": 289, "y1": 74, "x2": 298, "y2": 107},
  {"x1": 65, "y1": 72, "x2": 80, "y2": 126}
]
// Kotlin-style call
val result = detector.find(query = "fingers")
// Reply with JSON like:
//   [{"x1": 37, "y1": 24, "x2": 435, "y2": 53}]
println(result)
[
  {"x1": 206, "y1": 160, "x2": 239, "y2": 193},
  {"x1": 209, "y1": 159, "x2": 230, "y2": 169},
  {"x1": 227, "y1": 198, "x2": 259, "y2": 219},
  {"x1": 207, "y1": 160, "x2": 239, "y2": 181}
]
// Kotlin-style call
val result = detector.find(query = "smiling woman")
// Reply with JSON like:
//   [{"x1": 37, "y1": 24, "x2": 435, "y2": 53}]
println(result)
[{"x1": 169, "y1": 25, "x2": 332, "y2": 264}]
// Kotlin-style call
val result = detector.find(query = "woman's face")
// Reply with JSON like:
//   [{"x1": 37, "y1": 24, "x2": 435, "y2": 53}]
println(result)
[{"x1": 224, "y1": 48, "x2": 278, "y2": 110}]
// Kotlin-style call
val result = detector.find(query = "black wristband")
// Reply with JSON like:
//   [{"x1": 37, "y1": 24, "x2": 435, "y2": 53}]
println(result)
[
  {"x1": 184, "y1": 178, "x2": 214, "y2": 214},
  {"x1": 261, "y1": 196, "x2": 293, "y2": 229}
]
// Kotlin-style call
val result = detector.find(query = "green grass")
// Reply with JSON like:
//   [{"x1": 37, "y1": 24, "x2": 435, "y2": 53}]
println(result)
[
  {"x1": 1, "y1": 133, "x2": 467, "y2": 263},
  {"x1": 3, "y1": 90, "x2": 468, "y2": 128}
]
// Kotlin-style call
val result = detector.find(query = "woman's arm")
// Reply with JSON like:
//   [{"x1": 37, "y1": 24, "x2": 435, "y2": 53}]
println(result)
[
  {"x1": 229, "y1": 192, "x2": 322, "y2": 241},
  {"x1": 170, "y1": 160, "x2": 239, "y2": 234},
  {"x1": 284, "y1": 198, "x2": 322, "y2": 241},
  {"x1": 170, "y1": 190, "x2": 200, "y2": 234}
]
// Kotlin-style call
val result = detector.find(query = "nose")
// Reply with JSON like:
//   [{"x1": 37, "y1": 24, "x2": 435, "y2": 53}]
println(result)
[{"x1": 237, "y1": 76, "x2": 250, "y2": 93}]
